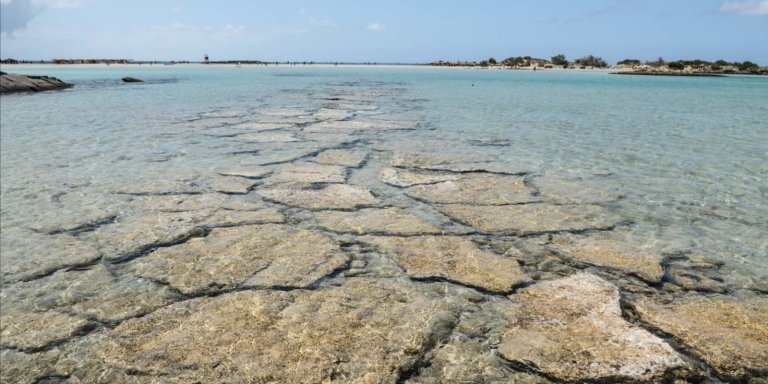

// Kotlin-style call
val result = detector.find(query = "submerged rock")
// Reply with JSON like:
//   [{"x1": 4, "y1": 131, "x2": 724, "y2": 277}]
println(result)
[
  {"x1": 499, "y1": 273, "x2": 685, "y2": 382},
  {"x1": 379, "y1": 167, "x2": 460, "y2": 187},
  {"x1": 550, "y1": 235, "x2": 664, "y2": 283},
  {"x1": 315, "y1": 149, "x2": 368, "y2": 167},
  {"x1": 315, "y1": 208, "x2": 441, "y2": 235},
  {"x1": 389, "y1": 152, "x2": 527, "y2": 174},
  {"x1": 405, "y1": 173, "x2": 538, "y2": 205},
  {"x1": 362, "y1": 235, "x2": 530, "y2": 293},
  {"x1": 130, "y1": 224, "x2": 347, "y2": 294},
  {"x1": 530, "y1": 176, "x2": 620, "y2": 204},
  {"x1": 258, "y1": 183, "x2": 381, "y2": 209},
  {"x1": 265, "y1": 163, "x2": 348, "y2": 185},
  {"x1": 632, "y1": 294, "x2": 768, "y2": 379},
  {"x1": 206, "y1": 176, "x2": 257, "y2": 194},
  {"x1": 0, "y1": 228, "x2": 102, "y2": 284},
  {"x1": 0, "y1": 264, "x2": 176, "y2": 323},
  {"x1": 89, "y1": 278, "x2": 458, "y2": 383},
  {"x1": 437, "y1": 203, "x2": 623, "y2": 235},
  {"x1": 217, "y1": 166, "x2": 273, "y2": 179},
  {"x1": 0, "y1": 311, "x2": 92, "y2": 351},
  {"x1": 0, "y1": 72, "x2": 72, "y2": 94}
]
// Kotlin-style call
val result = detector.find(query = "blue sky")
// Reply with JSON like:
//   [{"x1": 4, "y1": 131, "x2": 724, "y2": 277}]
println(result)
[{"x1": 1, "y1": 0, "x2": 767, "y2": 64}]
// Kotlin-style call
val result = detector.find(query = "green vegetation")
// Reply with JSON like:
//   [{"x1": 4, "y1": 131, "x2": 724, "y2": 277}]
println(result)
[
  {"x1": 551, "y1": 54, "x2": 568, "y2": 66},
  {"x1": 488, "y1": 57, "x2": 497, "y2": 65},
  {"x1": 575, "y1": 55, "x2": 608, "y2": 68},
  {"x1": 617, "y1": 59, "x2": 641, "y2": 66}
]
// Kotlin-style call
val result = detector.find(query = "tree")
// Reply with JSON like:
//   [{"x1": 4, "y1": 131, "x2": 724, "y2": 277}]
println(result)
[
  {"x1": 668, "y1": 61, "x2": 685, "y2": 70},
  {"x1": 617, "y1": 59, "x2": 641, "y2": 66},
  {"x1": 488, "y1": 57, "x2": 497, "y2": 65},
  {"x1": 575, "y1": 55, "x2": 608, "y2": 68},
  {"x1": 738, "y1": 61, "x2": 759, "y2": 71},
  {"x1": 551, "y1": 54, "x2": 567, "y2": 66}
]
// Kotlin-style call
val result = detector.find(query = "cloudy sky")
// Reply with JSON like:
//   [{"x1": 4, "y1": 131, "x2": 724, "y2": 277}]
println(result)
[{"x1": 1, "y1": 0, "x2": 766, "y2": 63}]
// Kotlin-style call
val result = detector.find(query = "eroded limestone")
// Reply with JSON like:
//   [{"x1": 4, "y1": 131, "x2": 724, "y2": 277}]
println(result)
[
  {"x1": 315, "y1": 208, "x2": 441, "y2": 235},
  {"x1": 217, "y1": 166, "x2": 273, "y2": 179},
  {"x1": 632, "y1": 294, "x2": 768, "y2": 379},
  {"x1": 0, "y1": 311, "x2": 92, "y2": 351},
  {"x1": 315, "y1": 149, "x2": 367, "y2": 167},
  {"x1": 130, "y1": 224, "x2": 347, "y2": 294},
  {"x1": 362, "y1": 235, "x2": 530, "y2": 293},
  {"x1": 550, "y1": 235, "x2": 664, "y2": 283},
  {"x1": 405, "y1": 173, "x2": 537, "y2": 205},
  {"x1": 265, "y1": 163, "x2": 348, "y2": 185},
  {"x1": 379, "y1": 167, "x2": 460, "y2": 187},
  {"x1": 438, "y1": 203, "x2": 623, "y2": 235},
  {"x1": 258, "y1": 183, "x2": 381, "y2": 209},
  {"x1": 499, "y1": 273, "x2": 684, "y2": 382},
  {"x1": 89, "y1": 278, "x2": 458, "y2": 383}
]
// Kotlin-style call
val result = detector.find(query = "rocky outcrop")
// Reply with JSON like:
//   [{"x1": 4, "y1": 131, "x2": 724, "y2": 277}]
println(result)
[
  {"x1": 499, "y1": 273, "x2": 686, "y2": 382},
  {"x1": 121, "y1": 76, "x2": 143, "y2": 82},
  {"x1": 0, "y1": 72, "x2": 72, "y2": 94}
]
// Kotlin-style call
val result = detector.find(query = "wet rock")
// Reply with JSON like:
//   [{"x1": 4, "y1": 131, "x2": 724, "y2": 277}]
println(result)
[
  {"x1": 258, "y1": 183, "x2": 381, "y2": 210},
  {"x1": 379, "y1": 167, "x2": 460, "y2": 187},
  {"x1": 362, "y1": 235, "x2": 530, "y2": 293},
  {"x1": 550, "y1": 235, "x2": 664, "y2": 283},
  {"x1": 217, "y1": 166, "x2": 273, "y2": 179},
  {"x1": 200, "y1": 110, "x2": 247, "y2": 118},
  {"x1": 632, "y1": 294, "x2": 768, "y2": 379},
  {"x1": 231, "y1": 121, "x2": 295, "y2": 131},
  {"x1": 133, "y1": 193, "x2": 265, "y2": 212},
  {"x1": 130, "y1": 224, "x2": 347, "y2": 294},
  {"x1": 111, "y1": 179, "x2": 203, "y2": 196},
  {"x1": 0, "y1": 228, "x2": 101, "y2": 284},
  {"x1": 0, "y1": 349, "x2": 62, "y2": 384},
  {"x1": 206, "y1": 176, "x2": 256, "y2": 194},
  {"x1": 236, "y1": 132, "x2": 301, "y2": 143},
  {"x1": 186, "y1": 117, "x2": 245, "y2": 129},
  {"x1": 313, "y1": 108, "x2": 353, "y2": 120},
  {"x1": 0, "y1": 264, "x2": 177, "y2": 323},
  {"x1": 0, "y1": 311, "x2": 92, "y2": 351},
  {"x1": 437, "y1": 203, "x2": 623, "y2": 235},
  {"x1": 315, "y1": 149, "x2": 367, "y2": 167},
  {"x1": 531, "y1": 176, "x2": 620, "y2": 204},
  {"x1": 90, "y1": 278, "x2": 458, "y2": 383},
  {"x1": 390, "y1": 152, "x2": 527, "y2": 174},
  {"x1": 315, "y1": 208, "x2": 441, "y2": 235},
  {"x1": 255, "y1": 106, "x2": 310, "y2": 117},
  {"x1": 407, "y1": 338, "x2": 551, "y2": 384},
  {"x1": 405, "y1": 173, "x2": 537, "y2": 205},
  {"x1": 303, "y1": 120, "x2": 375, "y2": 133},
  {"x1": 83, "y1": 208, "x2": 284, "y2": 262},
  {"x1": 0, "y1": 72, "x2": 72, "y2": 93},
  {"x1": 245, "y1": 146, "x2": 323, "y2": 165},
  {"x1": 265, "y1": 163, "x2": 348, "y2": 185},
  {"x1": 121, "y1": 77, "x2": 143, "y2": 83},
  {"x1": 499, "y1": 273, "x2": 684, "y2": 382}
]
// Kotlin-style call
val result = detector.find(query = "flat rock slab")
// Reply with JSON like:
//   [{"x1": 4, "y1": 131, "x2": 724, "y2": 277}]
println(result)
[
  {"x1": 550, "y1": 236, "x2": 664, "y2": 283},
  {"x1": 0, "y1": 73, "x2": 72, "y2": 93},
  {"x1": 130, "y1": 224, "x2": 347, "y2": 294},
  {"x1": 258, "y1": 183, "x2": 381, "y2": 210},
  {"x1": 236, "y1": 132, "x2": 301, "y2": 143},
  {"x1": 315, "y1": 208, "x2": 441, "y2": 235},
  {"x1": 265, "y1": 163, "x2": 348, "y2": 185},
  {"x1": 0, "y1": 228, "x2": 102, "y2": 284},
  {"x1": 206, "y1": 176, "x2": 257, "y2": 194},
  {"x1": 0, "y1": 264, "x2": 177, "y2": 323},
  {"x1": 303, "y1": 120, "x2": 375, "y2": 133},
  {"x1": 379, "y1": 167, "x2": 460, "y2": 187},
  {"x1": 111, "y1": 179, "x2": 203, "y2": 196},
  {"x1": 499, "y1": 273, "x2": 684, "y2": 382},
  {"x1": 217, "y1": 166, "x2": 273, "y2": 179},
  {"x1": 390, "y1": 152, "x2": 527, "y2": 174},
  {"x1": 315, "y1": 149, "x2": 367, "y2": 167},
  {"x1": 362, "y1": 235, "x2": 530, "y2": 293},
  {"x1": 90, "y1": 278, "x2": 457, "y2": 383},
  {"x1": 531, "y1": 176, "x2": 620, "y2": 204},
  {"x1": 632, "y1": 295, "x2": 768, "y2": 379},
  {"x1": 83, "y1": 209, "x2": 284, "y2": 262},
  {"x1": 0, "y1": 311, "x2": 91, "y2": 351},
  {"x1": 437, "y1": 203, "x2": 623, "y2": 235},
  {"x1": 134, "y1": 193, "x2": 268, "y2": 212},
  {"x1": 405, "y1": 173, "x2": 538, "y2": 205}
]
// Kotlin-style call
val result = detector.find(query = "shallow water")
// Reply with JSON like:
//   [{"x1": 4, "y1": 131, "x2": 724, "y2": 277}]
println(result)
[
  {"x1": 1, "y1": 65, "x2": 767, "y2": 382},
  {"x1": 2, "y1": 65, "x2": 766, "y2": 285}
]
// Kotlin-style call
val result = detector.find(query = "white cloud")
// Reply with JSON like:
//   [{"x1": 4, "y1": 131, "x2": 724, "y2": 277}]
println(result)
[
  {"x1": 366, "y1": 22, "x2": 385, "y2": 32},
  {"x1": 0, "y1": 0, "x2": 86, "y2": 35},
  {"x1": 719, "y1": 0, "x2": 768, "y2": 15}
]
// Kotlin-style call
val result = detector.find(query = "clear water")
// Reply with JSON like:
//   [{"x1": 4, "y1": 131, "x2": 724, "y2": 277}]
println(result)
[{"x1": 2, "y1": 65, "x2": 767, "y2": 287}]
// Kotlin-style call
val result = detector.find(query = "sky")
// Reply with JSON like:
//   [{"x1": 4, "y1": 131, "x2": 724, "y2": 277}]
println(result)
[{"x1": 1, "y1": 0, "x2": 767, "y2": 64}]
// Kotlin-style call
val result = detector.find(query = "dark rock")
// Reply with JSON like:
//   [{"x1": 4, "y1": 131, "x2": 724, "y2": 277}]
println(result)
[
  {"x1": 122, "y1": 76, "x2": 144, "y2": 83},
  {"x1": 0, "y1": 72, "x2": 72, "y2": 94}
]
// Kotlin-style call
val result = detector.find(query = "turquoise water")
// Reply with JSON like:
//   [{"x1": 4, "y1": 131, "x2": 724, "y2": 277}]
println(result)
[{"x1": 1, "y1": 65, "x2": 767, "y2": 288}]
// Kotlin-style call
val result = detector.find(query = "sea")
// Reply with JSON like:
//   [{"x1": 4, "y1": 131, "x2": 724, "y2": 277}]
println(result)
[{"x1": 1, "y1": 64, "x2": 767, "y2": 289}]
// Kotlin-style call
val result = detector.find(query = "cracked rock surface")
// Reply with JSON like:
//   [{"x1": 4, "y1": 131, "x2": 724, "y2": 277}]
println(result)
[
  {"x1": 2, "y1": 80, "x2": 765, "y2": 384},
  {"x1": 498, "y1": 273, "x2": 685, "y2": 382}
]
